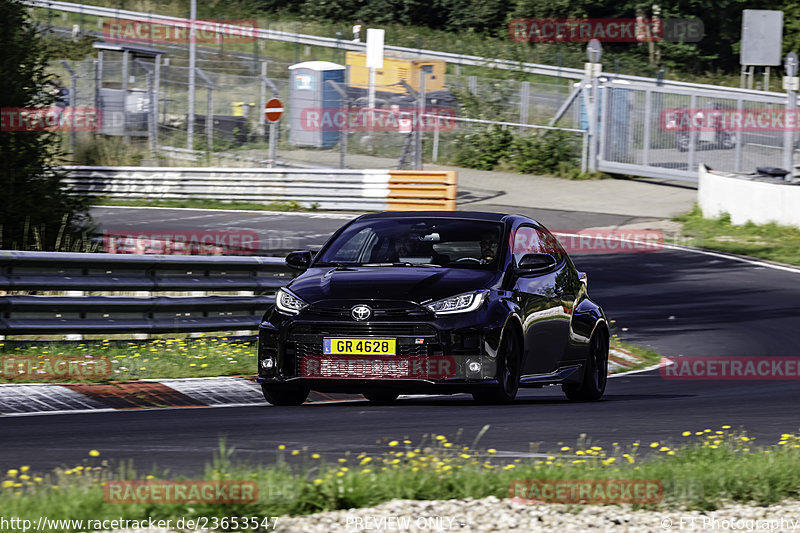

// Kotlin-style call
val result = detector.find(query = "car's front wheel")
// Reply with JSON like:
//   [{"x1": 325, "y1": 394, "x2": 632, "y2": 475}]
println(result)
[
  {"x1": 261, "y1": 384, "x2": 309, "y2": 406},
  {"x1": 563, "y1": 329, "x2": 608, "y2": 401},
  {"x1": 472, "y1": 328, "x2": 521, "y2": 404}
]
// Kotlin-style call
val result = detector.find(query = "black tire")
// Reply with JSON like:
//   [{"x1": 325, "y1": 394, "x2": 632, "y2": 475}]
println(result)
[
  {"x1": 363, "y1": 391, "x2": 399, "y2": 404},
  {"x1": 563, "y1": 329, "x2": 608, "y2": 402},
  {"x1": 472, "y1": 328, "x2": 521, "y2": 404},
  {"x1": 261, "y1": 384, "x2": 309, "y2": 406}
]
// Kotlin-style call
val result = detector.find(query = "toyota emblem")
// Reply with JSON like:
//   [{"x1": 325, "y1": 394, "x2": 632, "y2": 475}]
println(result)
[{"x1": 351, "y1": 305, "x2": 372, "y2": 321}]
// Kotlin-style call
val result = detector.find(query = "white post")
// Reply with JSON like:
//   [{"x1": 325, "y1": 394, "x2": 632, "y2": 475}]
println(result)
[{"x1": 187, "y1": 0, "x2": 197, "y2": 149}]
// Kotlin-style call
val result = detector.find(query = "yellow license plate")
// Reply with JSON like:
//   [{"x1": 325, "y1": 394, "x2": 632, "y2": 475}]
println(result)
[{"x1": 323, "y1": 338, "x2": 396, "y2": 355}]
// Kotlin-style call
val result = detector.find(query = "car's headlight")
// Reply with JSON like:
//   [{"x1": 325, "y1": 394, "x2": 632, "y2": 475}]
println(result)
[
  {"x1": 425, "y1": 290, "x2": 488, "y2": 315},
  {"x1": 275, "y1": 288, "x2": 308, "y2": 315}
]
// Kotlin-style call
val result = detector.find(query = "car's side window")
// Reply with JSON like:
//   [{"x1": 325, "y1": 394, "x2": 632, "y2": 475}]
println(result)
[
  {"x1": 538, "y1": 227, "x2": 566, "y2": 261},
  {"x1": 512, "y1": 225, "x2": 564, "y2": 265},
  {"x1": 511, "y1": 225, "x2": 543, "y2": 265}
]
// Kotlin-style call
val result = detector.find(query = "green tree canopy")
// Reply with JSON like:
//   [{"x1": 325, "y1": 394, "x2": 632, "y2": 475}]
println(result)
[{"x1": 0, "y1": 0, "x2": 92, "y2": 250}]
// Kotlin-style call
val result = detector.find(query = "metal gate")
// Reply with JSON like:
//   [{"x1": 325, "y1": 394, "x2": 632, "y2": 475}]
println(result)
[{"x1": 595, "y1": 80, "x2": 793, "y2": 182}]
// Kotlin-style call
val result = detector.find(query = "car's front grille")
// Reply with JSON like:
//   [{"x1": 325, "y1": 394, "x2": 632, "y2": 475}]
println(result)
[
  {"x1": 287, "y1": 322, "x2": 441, "y2": 365},
  {"x1": 294, "y1": 341, "x2": 430, "y2": 358},
  {"x1": 290, "y1": 323, "x2": 438, "y2": 337}
]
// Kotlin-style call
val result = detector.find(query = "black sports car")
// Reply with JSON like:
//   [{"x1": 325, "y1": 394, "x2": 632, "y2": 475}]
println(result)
[{"x1": 257, "y1": 211, "x2": 609, "y2": 405}]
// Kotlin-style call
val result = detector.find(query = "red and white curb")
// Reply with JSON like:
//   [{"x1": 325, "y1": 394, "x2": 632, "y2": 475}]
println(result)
[{"x1": 0, "y1": 351, "x2": 653, "y2": 416}]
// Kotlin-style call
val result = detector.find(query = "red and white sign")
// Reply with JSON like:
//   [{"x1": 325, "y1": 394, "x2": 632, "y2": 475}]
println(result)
[{"x1": 264, "y1": 98, "x2": 283, "y2": 123}]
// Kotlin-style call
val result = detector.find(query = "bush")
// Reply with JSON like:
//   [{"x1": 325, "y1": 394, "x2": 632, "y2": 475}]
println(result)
[
  {"x1": 453, "y1": 125, "x2": 512, "y2": 170},
  {"x1": 508, "y1": 130, "x2": 577, "y2": 175}
]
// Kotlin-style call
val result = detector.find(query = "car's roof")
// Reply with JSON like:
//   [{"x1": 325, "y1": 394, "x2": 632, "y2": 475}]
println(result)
[{"x1": 359, "y1": 211, "x2": 518, "y2": 222}]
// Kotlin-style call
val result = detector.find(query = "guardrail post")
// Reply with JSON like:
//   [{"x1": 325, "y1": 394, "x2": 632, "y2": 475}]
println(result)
[{"x1": 64, "y1": 290, "x2": 84, "y2": 341}]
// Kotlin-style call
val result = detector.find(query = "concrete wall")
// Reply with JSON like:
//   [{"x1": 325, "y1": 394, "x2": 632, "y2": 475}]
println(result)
[{"x1": 698, "y1": 165, "x2": 800, "y2": 227}]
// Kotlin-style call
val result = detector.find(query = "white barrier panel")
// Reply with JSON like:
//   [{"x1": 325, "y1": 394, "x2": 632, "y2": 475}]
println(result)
[
  {"x1": 698, "y1": 164, "x2": 800, "y2": 227},
  {"x1": 59, "y1": 166, "x2": 457, "y2": 211}
]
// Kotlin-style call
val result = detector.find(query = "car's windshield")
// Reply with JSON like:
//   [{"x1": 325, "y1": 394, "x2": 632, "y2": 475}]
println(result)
[{"x1": 315, "y1": 218, "x2": 504, "y2": 269}]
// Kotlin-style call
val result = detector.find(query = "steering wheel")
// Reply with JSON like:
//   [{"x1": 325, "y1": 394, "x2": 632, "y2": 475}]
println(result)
[{"x1": 455, "y1": 257, "x2": 482, "y2": 264}]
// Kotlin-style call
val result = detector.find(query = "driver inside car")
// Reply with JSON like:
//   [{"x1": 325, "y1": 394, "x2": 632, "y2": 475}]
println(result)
[{"x1": 479, "y1": 233, "x2": 499, "y2": 264}]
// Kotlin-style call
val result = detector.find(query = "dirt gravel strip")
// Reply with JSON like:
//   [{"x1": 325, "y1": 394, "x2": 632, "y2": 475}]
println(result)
[{"x1": 269, "y1": 496, "x2": 800, "y2": 532}]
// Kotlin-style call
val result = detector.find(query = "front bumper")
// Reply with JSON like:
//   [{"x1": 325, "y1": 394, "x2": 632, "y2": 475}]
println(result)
[{"x1": 257, "y1": 308, "x2": 507, "y2": 393}]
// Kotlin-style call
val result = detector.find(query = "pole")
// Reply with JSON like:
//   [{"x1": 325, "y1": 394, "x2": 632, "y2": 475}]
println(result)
[
  {"x1": 147, "y1": 72, "x2": 155, "y2": 157},
  {"x1": 187, "y1": 0, "x2": 196, "y2": 149},
  {"x1": 368, "y1": 67, "x2": 376, "y2": 115},
  {"x1": 414, "y1": 73, "x2": 426, "y2": 170},
  {"x1": 121, "y1": 50, "x2": 129, "y2": 143},
  {"x1": 588, "y1": 78, "x2": 598, "y2": 172},
  {"x1": 783, "y1": 88, "x2": 797, "y2": 175},
  {"x1": 268, "y1": 122, "x2": 277, "y2": 168},
  {"x1": 206, "y1": 86, "x2": 213, "y2": 152},
  {"x1": 153, "y1": 55, "x2": 161, "y2": 156},
  {"x1": 68, "y1": 72, "x2": 76, "y2": 156},
  {"x1": 259, "y1": 62, "x2": 267, "y2": 140}
]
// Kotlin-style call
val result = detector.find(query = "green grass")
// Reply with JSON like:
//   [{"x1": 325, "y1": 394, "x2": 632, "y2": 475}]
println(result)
[
  {"x1": 2, "y1": 428, "x2": 800, "y2": 527},
  {"x1": 610, "y1": 339, "x2": 663, "y2": 372},
  {"x1": 673, "y1": 206, "x2": 800, "y2": 267},
  {"x1": 92, "y1": 198, "x2": 320, "y2": 211},
  {"x1": 0, "y1": 337, "x2": 256, "y2": 383}
]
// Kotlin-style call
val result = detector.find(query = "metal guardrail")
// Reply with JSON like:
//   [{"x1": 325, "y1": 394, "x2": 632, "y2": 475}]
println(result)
[
  {"x1": 0, "y1": 250, "x2": 293, "y2": 334},
  {"x1": 23, "y1": 0, "x2": 787, "y2": 97},
  {"x1": 60, "y1": 166, "x2": 458, "y2": 211}
]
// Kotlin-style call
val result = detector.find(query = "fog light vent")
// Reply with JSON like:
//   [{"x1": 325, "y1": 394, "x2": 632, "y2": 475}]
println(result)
[
  {"x1": 468, "y1": 361, "x2": 481, "y2": 373},
  {"x1": 261, "y1": 358, "x2": 275, "y2": 369}
]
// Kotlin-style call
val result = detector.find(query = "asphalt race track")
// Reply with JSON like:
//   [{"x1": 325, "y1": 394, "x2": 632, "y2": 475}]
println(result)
[{"x1": 1, "y1": 207, "x2": 799, "y2": 475}]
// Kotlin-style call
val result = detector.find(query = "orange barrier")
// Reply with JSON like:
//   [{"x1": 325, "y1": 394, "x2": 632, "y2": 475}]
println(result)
[{"x1": 387, "y1": 170, "x2": 457, "y2": 211}]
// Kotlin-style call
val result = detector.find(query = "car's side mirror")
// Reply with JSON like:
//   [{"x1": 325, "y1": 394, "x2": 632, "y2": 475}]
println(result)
[
  {"x1": 515, "y1": 253, "x2": 557, "y2": 275},
  {"x1": 286, "y1": 250, "x2": 313, "y2": 271}
]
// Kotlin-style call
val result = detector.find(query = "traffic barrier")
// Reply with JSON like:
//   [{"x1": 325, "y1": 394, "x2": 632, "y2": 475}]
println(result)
[
  {"x1": 0, "y1": 250, "x2": 291, "y2": 335},
  {"x1": 60, "y1": 166, "x2": 457, "y2": 211}
]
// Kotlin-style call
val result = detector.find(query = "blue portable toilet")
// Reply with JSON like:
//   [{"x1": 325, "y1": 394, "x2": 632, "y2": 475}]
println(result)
[{"x1": 288, "y1": 61, "x2": 346, "y2": 148}]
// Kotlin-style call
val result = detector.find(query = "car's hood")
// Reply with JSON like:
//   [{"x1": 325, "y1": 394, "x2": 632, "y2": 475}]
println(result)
[{"x1": 288, "y1": 266, "x2": 502, "y2": 304}]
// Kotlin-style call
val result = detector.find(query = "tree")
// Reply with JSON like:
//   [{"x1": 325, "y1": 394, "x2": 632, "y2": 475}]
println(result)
[{"x1": 0, "y1": 0, "x2": 92, "y2": 250}]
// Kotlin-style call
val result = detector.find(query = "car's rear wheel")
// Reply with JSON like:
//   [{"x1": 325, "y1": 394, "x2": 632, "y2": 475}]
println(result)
[
  {"x1": 563, "y1": 329, "x2": 608, "y2": 401},
  {"x1": 261, "y1": 384, "x2": 309, "y2": 406},
  {"x1": 472, "y1": 328, "x2": 521, "y2": 404},
  {"x1": 363, "y1": 391, "x2": 399, "y2": 404}
]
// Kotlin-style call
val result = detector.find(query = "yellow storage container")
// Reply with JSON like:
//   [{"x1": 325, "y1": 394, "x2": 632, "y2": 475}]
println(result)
[{"x1": 345, "y1": 51, "x2": 446, "y2": 94}]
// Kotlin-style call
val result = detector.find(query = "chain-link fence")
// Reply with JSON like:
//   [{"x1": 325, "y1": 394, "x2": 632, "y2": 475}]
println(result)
[
  {"x1": 48, "y1": 55, "x2": 586, "y2": 172},
  {"x1": 46, "y1": 45, "x2": 798, "y2": 180}
]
